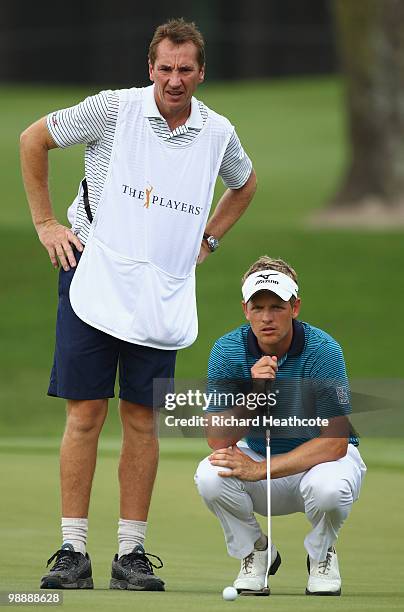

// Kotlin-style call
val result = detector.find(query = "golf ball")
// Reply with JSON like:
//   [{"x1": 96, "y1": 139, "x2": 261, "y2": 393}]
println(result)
[{"x1": 222, "y1": 586, "x2": 238, "y2": 601}]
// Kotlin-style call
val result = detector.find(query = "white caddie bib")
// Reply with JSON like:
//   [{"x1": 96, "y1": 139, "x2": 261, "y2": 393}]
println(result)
[{"x1": 69, "y1": 86, "x2": 233, "y2": 349}]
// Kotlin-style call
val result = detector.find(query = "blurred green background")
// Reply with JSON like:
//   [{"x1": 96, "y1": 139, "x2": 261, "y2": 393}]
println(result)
[
  {"x1": 1, "y1": 78, "x2": 403, "y2": 609},
  {"x1": 1, "y1": 77, "x2": 403, "y2": 436}
]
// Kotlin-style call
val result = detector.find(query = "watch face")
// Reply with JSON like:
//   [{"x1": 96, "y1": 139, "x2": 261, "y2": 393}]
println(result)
[{"x1": 207, "y1": 236, "x2": 219, "y2": 251}]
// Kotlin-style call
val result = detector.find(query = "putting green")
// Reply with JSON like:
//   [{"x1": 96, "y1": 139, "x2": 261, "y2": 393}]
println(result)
[{"x1": 0, "y1": 439, "x2": 402, "y2": 611}]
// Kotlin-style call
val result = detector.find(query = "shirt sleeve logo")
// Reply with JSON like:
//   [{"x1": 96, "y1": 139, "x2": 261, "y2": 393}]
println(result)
[{"x1": 336, "y1": 385, "x2": 350, "y2": 404}]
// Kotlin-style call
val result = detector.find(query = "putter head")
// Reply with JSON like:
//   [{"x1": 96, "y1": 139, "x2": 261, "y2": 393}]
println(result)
[{"x1": 238, "y1": 587, "x2": 270, "y2": 596}]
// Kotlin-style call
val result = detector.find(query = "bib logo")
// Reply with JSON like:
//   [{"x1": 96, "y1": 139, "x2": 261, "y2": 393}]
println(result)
[
  {"x1": 144, "y1": 183, "x2": 154, "y2": 209},
  {"x1": 122, "y1": 183, "x2": 202, "y2": 216}
]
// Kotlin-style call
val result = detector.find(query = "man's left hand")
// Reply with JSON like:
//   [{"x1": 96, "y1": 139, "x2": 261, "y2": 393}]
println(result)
[{"x1": 208, "y1": 446, "x2": 265, "y2": 481}]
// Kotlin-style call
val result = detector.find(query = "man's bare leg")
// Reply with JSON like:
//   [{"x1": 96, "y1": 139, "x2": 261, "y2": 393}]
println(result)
[
  {"x1": 118, "y1": 400, "x2": 158, "y2": 521},
  {"x1": 60, "y1": 399, "x2": 108, "y2": 517}
]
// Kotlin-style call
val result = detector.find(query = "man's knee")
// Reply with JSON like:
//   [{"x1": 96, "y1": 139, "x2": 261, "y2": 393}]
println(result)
[
  {"x1": 120, "y1": 401, "x2": 157, "y2": 437},
  {"x1": 301, "y1": 478, "x2": 353, "y2": 513},
  {"x1": 194, "y1": 457, "x2": 231, "y2": 503},
  {"x1": 66, "y1": 399, "x2": 108, "y2": 436}
]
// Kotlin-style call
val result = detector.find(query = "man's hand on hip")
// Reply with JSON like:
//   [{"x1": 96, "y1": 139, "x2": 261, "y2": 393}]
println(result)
[
  {"x1": 209, "y1": 445, "x2": 265, "y2": 481},
  {"x1": 36, "y1": 219, "x2": 83, "y2": 270}
]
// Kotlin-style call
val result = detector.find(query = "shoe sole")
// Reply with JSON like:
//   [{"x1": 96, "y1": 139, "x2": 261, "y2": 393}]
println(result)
[
  {"x1": 109, "y1": 578, "x2": 165, "y2": 592},
  {"x1": 305, "y1": 588, "x2": 341, "y2": 596},
  {"x1": 237, "y1": 551, "x2": 282, "y2": 596},
  {"x1": 239, "y1": 588, "x2": 270, "y2": 596},
  {"x1": 40, "y1": 577, "x2": 94, "y2": 589}
]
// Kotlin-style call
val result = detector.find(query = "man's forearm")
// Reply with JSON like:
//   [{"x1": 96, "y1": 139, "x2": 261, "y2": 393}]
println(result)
[
  {"x1": 20, "y1": 118, "x2": 83, "y2": 269},
  {"x1": 257, "y1": 437, "x2": 349, "y2": 480},
  {"x1": 20, "y1": 118, "x2": 57, "y2": 229},
  {"x1": 205, "y1": 405, "x2": 252, "y2": 450},
  {"x1": 205, "y1": 169, "x2": 257, "y2": 239}
]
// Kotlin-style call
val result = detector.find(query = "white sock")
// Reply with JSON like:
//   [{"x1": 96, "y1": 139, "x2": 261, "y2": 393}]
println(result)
[
  {"x1": 118, "y1": 519, "x2": 147, "y2": 558},
  {"x1": 61, "y1": 517, "x2": 88, "y2": 555},
  {"x1": 254, "y1": 533, "x2": 268, "y2": 551}
]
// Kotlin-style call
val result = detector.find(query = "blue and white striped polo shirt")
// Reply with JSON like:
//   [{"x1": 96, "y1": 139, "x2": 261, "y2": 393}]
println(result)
[{"x1": 207, "y1": 320, "x2": 359, "y2": 457}]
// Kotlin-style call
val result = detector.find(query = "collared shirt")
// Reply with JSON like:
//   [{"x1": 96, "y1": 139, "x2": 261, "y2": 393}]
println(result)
[
  {"x1": 142, "y1": 83, "x2": 204, "y2": 137},
  {"x1": 207, "y1": 320, "x2": 358, "y2": 456},
  {"x1": 47, "y1": 85, "x2": 252, "y2": 244}
]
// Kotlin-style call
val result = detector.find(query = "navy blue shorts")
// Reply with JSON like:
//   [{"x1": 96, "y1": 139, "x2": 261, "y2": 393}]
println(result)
[{"x1": 48, "y1": 250, "x2": 176, "y2": 407}]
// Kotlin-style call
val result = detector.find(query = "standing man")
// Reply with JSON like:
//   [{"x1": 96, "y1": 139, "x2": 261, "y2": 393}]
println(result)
[
  {"x1": 20, "y1": 18, "x2": 256, "y2": 591},
  {"x1": 195, "y1": 256, "x2": 366, "y2": 595}
]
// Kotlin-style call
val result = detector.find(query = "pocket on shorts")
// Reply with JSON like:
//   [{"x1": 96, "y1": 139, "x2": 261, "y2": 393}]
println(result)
[
  {"x1": 57, "y1": 248, "x2": 82, "y2": 297},
  {"x1": 58, "y1": 267, "x2": 76, "y2": 297}
]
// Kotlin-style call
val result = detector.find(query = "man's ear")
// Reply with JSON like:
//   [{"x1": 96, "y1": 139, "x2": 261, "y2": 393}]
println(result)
[
  {"x1": 242, "y1": 300, "x2": 249, "y2": 321},
  {"x1": 292, "y1": 297, "x2": 301, "y2": 319},
  {"x1": 198, "y1": 64, "x2": 205, "y2": 84},
  {"x1": 148, "y1": 60, "x2": 154, "y2": 82}
]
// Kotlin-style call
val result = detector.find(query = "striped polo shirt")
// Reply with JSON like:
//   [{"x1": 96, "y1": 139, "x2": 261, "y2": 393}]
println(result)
[
  {"x1": 46, "y1": 86, "x2": 252, "y2": 244},
  {"x1": 207, "y1": 320, "x2": 359, "y2": 457}
]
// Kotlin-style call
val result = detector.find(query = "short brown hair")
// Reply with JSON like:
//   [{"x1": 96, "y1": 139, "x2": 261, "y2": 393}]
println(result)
[
  {"x1": 242, "y1": 255, "x2": 299, "y2": 304},
  {"x1": 148, "y1": 18, "x2": 205, "y2": 67}
]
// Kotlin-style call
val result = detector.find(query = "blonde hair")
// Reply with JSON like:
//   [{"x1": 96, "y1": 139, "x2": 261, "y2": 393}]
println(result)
[
  {"x1": 149, "y1": 18, "x2": 205, "y2": 67},
  {"x1": 242, "y1": 256, "x2": 298, "y2": 304}
]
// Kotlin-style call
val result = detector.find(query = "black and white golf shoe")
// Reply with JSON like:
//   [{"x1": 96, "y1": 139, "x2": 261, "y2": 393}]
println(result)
[
  {"x1": 109, "y1": 544, "x2": 165, "y2": 591},
  {"x1": 306, "y1": 546, "x2": 341, "y2": 596},
  {"x1": 40, "y1": 543, "x2": 93, "y2": 589},
  {"x1": 233, "y1": 542, "x2": 281, "y2": 595}
]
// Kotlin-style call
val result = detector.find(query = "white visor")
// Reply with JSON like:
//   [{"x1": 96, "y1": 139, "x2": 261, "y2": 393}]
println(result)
[{"x1": 242, "y1": 270, "x2": 298, "y2": 303}]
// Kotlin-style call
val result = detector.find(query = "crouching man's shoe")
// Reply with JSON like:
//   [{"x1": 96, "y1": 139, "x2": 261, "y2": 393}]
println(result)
[
  {"x1": 306, "y1": 546, "x2": 341, "y2": 596},
  {"x1": 110, "y1": 544, "x2": 165, "y2": 591},
  {"x1": 233, "y1": 542, "x2": 281, "y2": 594}
]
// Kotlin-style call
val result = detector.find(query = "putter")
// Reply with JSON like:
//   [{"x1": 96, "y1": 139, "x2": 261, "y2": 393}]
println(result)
[
  {"x1": 239, "y1": 378, "x2": 272, "y2": 597},
  {"x1": 263, "y1": 377, "x2": 272, "y2": 595}
]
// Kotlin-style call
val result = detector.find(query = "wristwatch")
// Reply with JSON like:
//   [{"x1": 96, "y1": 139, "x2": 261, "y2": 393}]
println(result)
[{"x1": 203, "y1": 233, "x2": 220, "y2": 252}]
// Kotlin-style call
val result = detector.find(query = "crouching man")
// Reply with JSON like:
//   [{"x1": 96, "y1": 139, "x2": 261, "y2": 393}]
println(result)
[{"x1": 194, "y1": 256, "x2": 366, "y2": 596}]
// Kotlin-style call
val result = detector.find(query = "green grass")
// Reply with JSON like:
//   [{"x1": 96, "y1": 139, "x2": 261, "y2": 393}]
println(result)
[
  {"x1": 0, "y1": 440, "x2": 403, "y2": 611},
  {"x1": 1, "y1": 78, "x2": 403, "y2": 609}
]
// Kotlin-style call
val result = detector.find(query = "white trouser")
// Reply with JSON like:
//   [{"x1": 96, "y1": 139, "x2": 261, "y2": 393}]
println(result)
[{"x1": 194, "y1": 442, "x2": 367, "y2": 562}]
